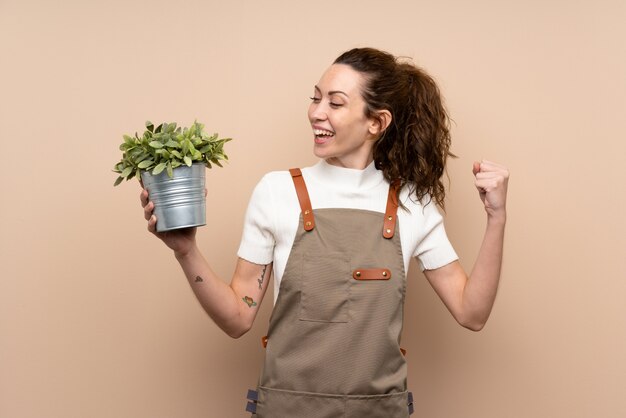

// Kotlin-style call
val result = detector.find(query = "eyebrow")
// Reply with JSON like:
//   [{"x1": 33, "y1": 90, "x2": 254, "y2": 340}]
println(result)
[{"x1": 314, "y1": 85, "x2": 349, "y2": 98}]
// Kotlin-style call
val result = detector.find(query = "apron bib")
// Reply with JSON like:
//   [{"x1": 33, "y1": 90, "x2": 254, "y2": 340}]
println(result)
[{"x1": 247, "y1": 169, "x2": 414, "y2": 417}]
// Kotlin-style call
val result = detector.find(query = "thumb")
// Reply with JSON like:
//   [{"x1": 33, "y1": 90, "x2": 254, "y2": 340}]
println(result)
[{"x1": 472, "y1": 161, "x2": 481, "y2": 176}]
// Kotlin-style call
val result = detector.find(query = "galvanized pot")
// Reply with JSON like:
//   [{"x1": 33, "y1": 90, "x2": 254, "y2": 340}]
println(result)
[{"x1": 140, "y1": 163, "x2": 206, "y2": 232}]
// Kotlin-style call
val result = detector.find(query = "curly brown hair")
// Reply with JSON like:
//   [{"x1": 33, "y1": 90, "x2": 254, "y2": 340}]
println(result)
[{"x1": 334, "y1": 48, "x2": 454, "y2": 208}]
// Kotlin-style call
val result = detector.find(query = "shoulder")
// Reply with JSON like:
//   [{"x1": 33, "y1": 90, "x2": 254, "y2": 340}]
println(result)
[
  {"x1": 257, "y1": 169, "x2": 292, "y2": 186},
  {"x1": 257, "y1": 165, "x2": 322, "y2": 194},
  {"x1": 251, "y1": 170, "x2": 294, "y2": 196},
  {"x1": 397, "y1": 190, "x2": 445, "y2": 227},
  {"x1": 248, "y1": 169, "x2": 300, "y2": 209}
]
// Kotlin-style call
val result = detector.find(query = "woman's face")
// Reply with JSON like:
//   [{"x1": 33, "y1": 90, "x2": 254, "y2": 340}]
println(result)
[{"x1": 308, "y1": 64, "x2": 379, "y2": 169}]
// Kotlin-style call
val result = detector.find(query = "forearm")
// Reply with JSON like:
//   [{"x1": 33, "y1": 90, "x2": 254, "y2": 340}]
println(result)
[
  {"x1": 425, "y1": 160, "x2": 509, "y2": 331},
  {"x1": 462, "y1": 214, "x2": 506, "y2": 329},
  {"x1": 174, "y1": 246, "x2": 247, "y2": 337}
]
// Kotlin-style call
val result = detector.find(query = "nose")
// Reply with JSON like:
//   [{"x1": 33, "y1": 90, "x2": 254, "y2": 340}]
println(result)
[{"x1": 308, "y1": 101, "x2": 327, "y2": 122}]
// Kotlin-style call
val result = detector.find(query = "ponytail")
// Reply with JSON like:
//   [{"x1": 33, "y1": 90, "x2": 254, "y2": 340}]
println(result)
[{"x1": 334, "y1": 48, "x2": 453, "y2": 208}]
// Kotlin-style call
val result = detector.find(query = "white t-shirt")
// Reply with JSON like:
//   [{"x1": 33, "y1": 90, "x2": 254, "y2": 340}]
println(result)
[{"x1": 237, "y1": 160, "x2": 458, "y2": 302}]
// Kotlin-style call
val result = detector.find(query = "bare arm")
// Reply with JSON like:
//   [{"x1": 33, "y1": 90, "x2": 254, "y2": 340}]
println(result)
[
  {"x1": 424, "y1": 160, "x2": 509, "y2": 331},
  {"x1": 141, "y1": 189, "x2": 271, "y2": 338}
]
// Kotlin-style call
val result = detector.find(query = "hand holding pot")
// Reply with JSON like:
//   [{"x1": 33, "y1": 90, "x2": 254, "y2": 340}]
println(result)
[{"x1": 141, "y1": 188, "x2": 198, "y2": 256}]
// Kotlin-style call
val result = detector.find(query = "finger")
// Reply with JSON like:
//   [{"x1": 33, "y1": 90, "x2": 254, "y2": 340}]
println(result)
[
  {"x1": 147, "y1": 214, "x2": 158, "y2": 234},
  {"x1": 475, "y1": 163, "x2": 509, "y2": 180},
  {"x1": 479, "y1": 160, "x2": 509, "y2": 174},
  {"x1": 475, "y1": 179, "x2": 494, "y2": 192},
  {"x1": 475, "y1": 176, "x2": 507, "y2": 194},
  {"x1": 140, "y1": 189, "x2": 149, "y2": 207},
  {"x1": 472, "y1": 161, "x2": 481, "y2": 176},
  {"x1": 204, "y1": 188, "x2": 208, "y2": 198},
  {"x1": 475, "y1": 171, "x2": 504, "y2": 180},
  {"x1": 144, "y1": 201, "x2": 154, "y2": 221}
]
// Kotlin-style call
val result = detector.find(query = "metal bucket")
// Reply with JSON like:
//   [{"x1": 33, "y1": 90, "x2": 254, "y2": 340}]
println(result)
[{"x1": 141, "y1": 163, "x2": 206, "y2": 232}]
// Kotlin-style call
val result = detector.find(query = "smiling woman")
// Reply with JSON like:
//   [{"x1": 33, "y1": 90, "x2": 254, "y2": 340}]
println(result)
[
  {"x1": 308, "y1": 64, "x2": 383, "y2": 169},
  {"x1": 140, "y1": 47, "x2": 509, "y2": 418}
]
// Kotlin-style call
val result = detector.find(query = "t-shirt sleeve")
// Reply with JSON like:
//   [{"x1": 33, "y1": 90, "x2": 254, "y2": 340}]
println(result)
[
  {"x1": 413, "y1": 201, "x2": 458, "y2": 271},
  {"x1": 237, "y1": 175, "x2": 275, "y2": 265}
]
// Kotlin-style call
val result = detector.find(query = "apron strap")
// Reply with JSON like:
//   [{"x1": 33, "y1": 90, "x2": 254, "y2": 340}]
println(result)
[
  {"x1": 383, "y1": 179, "x2": 401, "y2": 239},
  {"x1": 289, "y1": 168, "x2": 315, "y2": 231}
]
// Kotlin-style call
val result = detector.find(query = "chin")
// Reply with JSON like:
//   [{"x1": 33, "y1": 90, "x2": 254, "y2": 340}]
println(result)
[{"x1": 313, "y1": 144, "x2": 331, "y2": 159}]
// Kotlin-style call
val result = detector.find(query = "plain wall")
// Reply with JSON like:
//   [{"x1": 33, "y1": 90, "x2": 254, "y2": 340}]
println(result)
[{"x1": 1, "y1": 1, "x2": 625, "y2": 417}]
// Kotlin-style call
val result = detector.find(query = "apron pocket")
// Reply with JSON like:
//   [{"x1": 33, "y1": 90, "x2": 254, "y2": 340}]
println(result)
[{"x1": 299, "y1": 254, "x2": 350, "y2": 323}]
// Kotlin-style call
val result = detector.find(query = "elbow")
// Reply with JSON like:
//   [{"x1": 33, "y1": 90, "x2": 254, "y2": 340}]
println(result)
[
  {"x1": 224, "y1": 321, "x2": 253, "y2": 339},
  {"x1": 227, "y1": 328, "x2": 249, "y2": 339},
  {"x1": 461, "y1": 320, "x2": 486, "y2": 332},
  {"x1": 458, "y1": 314, "x2": 488, "y2": 332},
  {"x1": 227, "y1": 329, "x2": 246, "y2": 339}
]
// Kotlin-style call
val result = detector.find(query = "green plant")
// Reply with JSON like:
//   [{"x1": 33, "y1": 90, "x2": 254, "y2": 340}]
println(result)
[{"x1": 113, "y1": 120, "x2": 231, "y2": 186}]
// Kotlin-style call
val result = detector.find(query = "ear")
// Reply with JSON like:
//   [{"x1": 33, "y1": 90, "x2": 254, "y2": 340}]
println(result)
[{"x1": 368, "y1": 110, "x2": 392, "y2": 137}]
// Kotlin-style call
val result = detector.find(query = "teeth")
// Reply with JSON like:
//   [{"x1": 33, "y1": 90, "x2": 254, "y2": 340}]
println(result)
[{"x1": 314, "y1": 129, "x2": 334, "y2": 136}]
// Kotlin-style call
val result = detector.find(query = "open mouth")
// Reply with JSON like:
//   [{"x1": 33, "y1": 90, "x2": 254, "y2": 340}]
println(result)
[{"x1": 313, "y1": 128, "x2": 335, "y2": 143}]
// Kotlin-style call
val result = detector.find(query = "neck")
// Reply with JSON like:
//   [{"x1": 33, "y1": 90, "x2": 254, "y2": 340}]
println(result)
[{"x1": 325, "y1": 155, "x2": 374, "y2": 170}]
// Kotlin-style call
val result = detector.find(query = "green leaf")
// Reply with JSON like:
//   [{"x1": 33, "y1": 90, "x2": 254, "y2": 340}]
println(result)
[
  {"x1": 116, "y1": 121, "x2": 231, "y2": 190},
  {"x1": 137, "y1": 159, "x2": 154, "y2": 169},
  {"x1": 152, "y1": 162, "x2": 167, "y2": 175},
  {"x1": 187, "y1": 140, "x2": 197, "y2": 154}
]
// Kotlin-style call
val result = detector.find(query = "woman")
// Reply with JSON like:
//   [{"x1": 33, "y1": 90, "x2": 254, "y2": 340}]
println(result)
[{"x1": 141, "y1": 47, "x2": 509, "y2": 417}]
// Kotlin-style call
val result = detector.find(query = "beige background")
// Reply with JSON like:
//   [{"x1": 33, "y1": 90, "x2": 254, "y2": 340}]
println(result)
[{"x1": 1, "y1": 0, "x2": 625, "y2": 417}]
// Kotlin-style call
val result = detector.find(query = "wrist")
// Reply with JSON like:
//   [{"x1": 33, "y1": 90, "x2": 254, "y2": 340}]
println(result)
[
  {"x1": 174, "y1": 243, "x2": 199, "y2": 261},
  {"x1": 486, "y1": 210, "x2": 507, "y2": 225}
]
